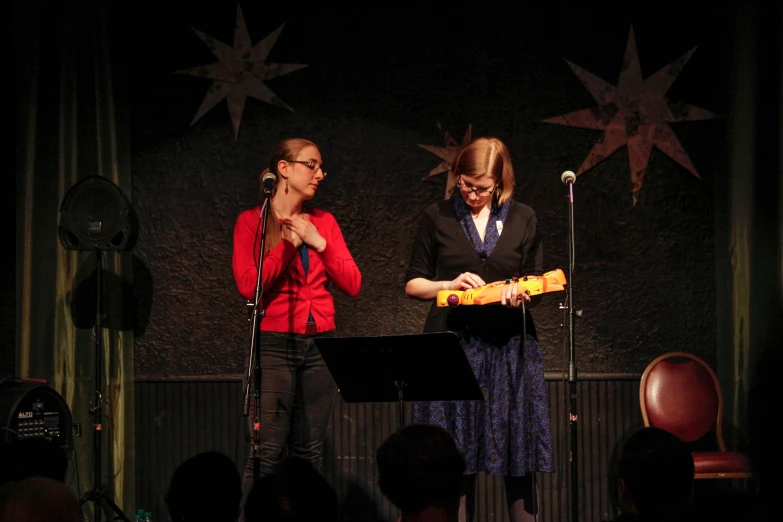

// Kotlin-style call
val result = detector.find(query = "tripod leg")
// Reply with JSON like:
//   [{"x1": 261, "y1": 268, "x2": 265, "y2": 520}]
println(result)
[
  {"x1": 103, "y1": 492, "x2": 132, "y2": 522},
  {"x1": 80, "y1": 489, "x2": 132, "y2": 522},
  {"x1": 97, "y1": 491, "x2": 132, "y2": 522},
  {"x1": 79, "y1": 491, "x2": 101, "y2": 522},
  {"x1": 98, "y1": 495, "x2": 115, "y2": 522}
]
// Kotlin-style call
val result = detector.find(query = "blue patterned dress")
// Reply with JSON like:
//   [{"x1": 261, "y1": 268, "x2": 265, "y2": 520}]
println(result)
[{"x1": 405, "y1": 197, "x2": 554, "y2": 476}]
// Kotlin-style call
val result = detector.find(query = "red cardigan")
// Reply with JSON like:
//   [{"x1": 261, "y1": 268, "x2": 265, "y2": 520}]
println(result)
[{"x1": 232, "y1": 206, "x2": 361, "y2": 334}]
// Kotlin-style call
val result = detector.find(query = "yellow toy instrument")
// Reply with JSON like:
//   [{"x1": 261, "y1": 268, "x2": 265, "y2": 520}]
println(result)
[{"x1": 436, "y1": 269, "x2": 567, "y2": 307}]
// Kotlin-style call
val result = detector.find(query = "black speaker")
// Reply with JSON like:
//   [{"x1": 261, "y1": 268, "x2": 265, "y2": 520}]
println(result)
[
  {"x1": 0, "y1": 377, "x2": 73, "y2": 450},
  {"x1": 58, "y1": 176, "x2": 137, "y2": 251}
]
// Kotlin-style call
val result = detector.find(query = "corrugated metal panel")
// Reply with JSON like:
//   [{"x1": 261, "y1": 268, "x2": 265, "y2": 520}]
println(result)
[
  {"x1": 325, "y1": 398, "x2": 400, "y2": 522},
  {"x1": 572, "y1": 379, "x2": 644, "y2": 522},
  {"x1": 444, "y1": 379, "x2": 643, "y2": 522},
  {"x1": 134, "y1": 381, "x2": 248, "y2": 521},
  {"x1": 135, "y1": 378, "x2": 642, "y2": 522}
]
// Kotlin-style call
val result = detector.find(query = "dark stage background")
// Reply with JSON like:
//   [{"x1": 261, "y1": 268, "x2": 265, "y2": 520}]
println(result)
[{"x1": 118, "y1": 3, "x2": 727, "y2": 378}]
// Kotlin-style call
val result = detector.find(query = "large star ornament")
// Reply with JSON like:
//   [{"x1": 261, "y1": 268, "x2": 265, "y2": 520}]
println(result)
[
  {"x1": 418, "y1": 124, "x2": 473, "y2": 199},
  {"x1": 176, "y1": 4, "x2": 307, "y2": 140},
  {"x1": 544, "y1": 27, "x2": 719, "y2": 205}
]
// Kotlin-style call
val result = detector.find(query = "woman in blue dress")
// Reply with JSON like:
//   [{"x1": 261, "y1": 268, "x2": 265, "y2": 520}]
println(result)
[{"x1": 405, "y1": 136, "x2": 554, "y2": 522}]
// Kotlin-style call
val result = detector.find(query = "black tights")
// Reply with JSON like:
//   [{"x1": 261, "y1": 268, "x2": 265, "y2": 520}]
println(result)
[{"x1": 460, "y1": 474, "x2": 539, "y2": 522}]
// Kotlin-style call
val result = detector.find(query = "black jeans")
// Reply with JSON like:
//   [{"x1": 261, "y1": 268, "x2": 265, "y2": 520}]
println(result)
[{"x1": 241, "y1": 330, "x2": 337, "y2": 501}]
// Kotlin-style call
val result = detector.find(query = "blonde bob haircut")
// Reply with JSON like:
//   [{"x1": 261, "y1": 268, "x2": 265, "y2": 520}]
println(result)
[{"x1": 449, "y1": 137, "x2": 515, "y2": 205}]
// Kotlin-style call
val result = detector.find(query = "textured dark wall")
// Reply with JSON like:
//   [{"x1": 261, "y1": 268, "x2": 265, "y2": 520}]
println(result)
[{"x1": 111, "y1": 3, "x2": 729, "y2": 378}]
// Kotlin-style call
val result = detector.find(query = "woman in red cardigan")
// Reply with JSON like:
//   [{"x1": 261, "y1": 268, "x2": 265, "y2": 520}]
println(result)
[{"x1": 232, "y1": 138, "x2": 361, "y2": 496}]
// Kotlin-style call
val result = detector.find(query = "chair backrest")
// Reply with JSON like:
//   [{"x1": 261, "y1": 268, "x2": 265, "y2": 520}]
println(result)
[{"x1": 639, "y1": 352, "x2": 723, "y2": 445}]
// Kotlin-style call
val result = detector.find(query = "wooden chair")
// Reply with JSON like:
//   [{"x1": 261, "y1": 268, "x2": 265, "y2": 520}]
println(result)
[{"x1": 639, "y1": 351, "x2": 752, "y2": 479}]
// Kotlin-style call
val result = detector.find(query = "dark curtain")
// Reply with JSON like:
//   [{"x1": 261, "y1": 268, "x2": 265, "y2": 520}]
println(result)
[
  {"x1": 13, "y1": 0, "x2": 135, "y2": 514},
  {"x1": 715, "y1": 2, "x2": 783, "y2": 444}
]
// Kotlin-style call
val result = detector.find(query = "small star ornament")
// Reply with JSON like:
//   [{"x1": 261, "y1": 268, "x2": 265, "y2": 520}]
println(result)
[
  {"x1": 544, "y1": 27, "x2": 719, "y2": 205},
  {"x1": 418, "y1": 124, "x2": 473, "y2": 199},
  {"x1": 176, "y1": 4, "x2": 307, "y2": 140}
]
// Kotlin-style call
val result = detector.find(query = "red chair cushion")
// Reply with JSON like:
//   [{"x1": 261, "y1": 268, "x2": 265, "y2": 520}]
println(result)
[
  {"x1": 692, "y1": 451, "x2": 752, "y2": 475},
  {"x1": 644, "y1": 360, "x2": 719, "y2": 441}
]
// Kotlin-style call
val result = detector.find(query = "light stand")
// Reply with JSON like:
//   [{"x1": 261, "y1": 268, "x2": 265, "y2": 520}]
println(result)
[
  {"x1": 79, "y1": 250, "x2": 131, "y2": 522},
  {"x1": 243, "y1": 181, "x2": 274, "y2": 483},
  {"x1": 560, "y1": 171, "x2": 579, "y2": 522}
]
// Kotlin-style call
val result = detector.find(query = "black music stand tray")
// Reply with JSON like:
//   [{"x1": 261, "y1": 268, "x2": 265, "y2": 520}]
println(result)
[{"x1": 315, "y1": 332, "x2": 484, "y2": 430}]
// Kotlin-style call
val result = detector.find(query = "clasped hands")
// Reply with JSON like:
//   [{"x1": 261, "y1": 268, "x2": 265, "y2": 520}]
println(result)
[
  {"x1": 280, "y1": 214, "x2": 326, "y2": 252},
  {"x1": 446, "y1": 272, "x2": 530, "y2": 308}
]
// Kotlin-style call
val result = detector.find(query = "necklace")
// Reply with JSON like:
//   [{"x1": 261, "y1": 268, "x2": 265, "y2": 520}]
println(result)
[{"x1": 272, "y1": 201, "x2": 302, "y2": 219}]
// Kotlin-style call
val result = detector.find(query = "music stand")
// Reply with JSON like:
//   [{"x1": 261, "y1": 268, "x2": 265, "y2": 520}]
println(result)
[{"x1": 314, "y1": 332, "x2": 484, "y2": 430}]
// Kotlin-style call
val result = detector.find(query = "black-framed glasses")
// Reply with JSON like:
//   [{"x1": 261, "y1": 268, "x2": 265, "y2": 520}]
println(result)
[
  {"x1": 289, "y1": 160, "x2": 327, "y2": 177},
  {"x1": 456, "y1": 176, "x2": 496, "y2": 196}
]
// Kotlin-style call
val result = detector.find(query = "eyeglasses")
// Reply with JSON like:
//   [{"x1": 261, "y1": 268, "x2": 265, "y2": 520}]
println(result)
[
  {"x1": 289, "y1": 160, "x2": 327, "y2": 178},
  {"x1": 456, "y1": 176, "x2": 496, "y2": 196}
]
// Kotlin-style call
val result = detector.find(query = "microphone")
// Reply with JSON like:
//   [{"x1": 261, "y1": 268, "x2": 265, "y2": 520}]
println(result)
[
  {"x1": 262, "y1": 171, "x2": 277, "y2": 194},
  {"x1": 561, "y1": 170, "x2": 576, "y2": 184}
]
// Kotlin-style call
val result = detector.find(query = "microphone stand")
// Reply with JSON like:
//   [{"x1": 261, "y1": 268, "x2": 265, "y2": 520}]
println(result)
[
  {"x1": 243, "y1": 186, "x2": 274, "y2": 484},
  {"x1": 563, "y1": 176, "x2": 578, "y2": 522}
]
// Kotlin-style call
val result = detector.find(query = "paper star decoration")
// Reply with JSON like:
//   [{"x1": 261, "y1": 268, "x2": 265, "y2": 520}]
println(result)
[
  {"x1": 418, "y1": 124, "x2": 473, "y2": 199},
  {"x1": 543, "y1": 27, "x2": 719, "y2": 205},
  {"x1": 176, "y1": 4, "x2": 307, "y2": 140}
]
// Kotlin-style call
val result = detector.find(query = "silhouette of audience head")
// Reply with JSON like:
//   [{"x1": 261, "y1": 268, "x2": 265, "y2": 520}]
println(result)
[
  {"x1": 0, "y1": 476, "x2": 83, "y2": 522},
  {"x1": 376, "y1": 423, "x2": 466, "y2": 518},
  {"x1": 617, "y1": 426, "x2": 694, "y2": 519},
  {"x1": 165, "y1": 450, "x2": 242, "y2": 522},
  {"x1": 244, "y1": 455, "x2": 338, "y2": 522},
  {"x1": 0, "y1": 437, "x2": 68, "y2": 486}
]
